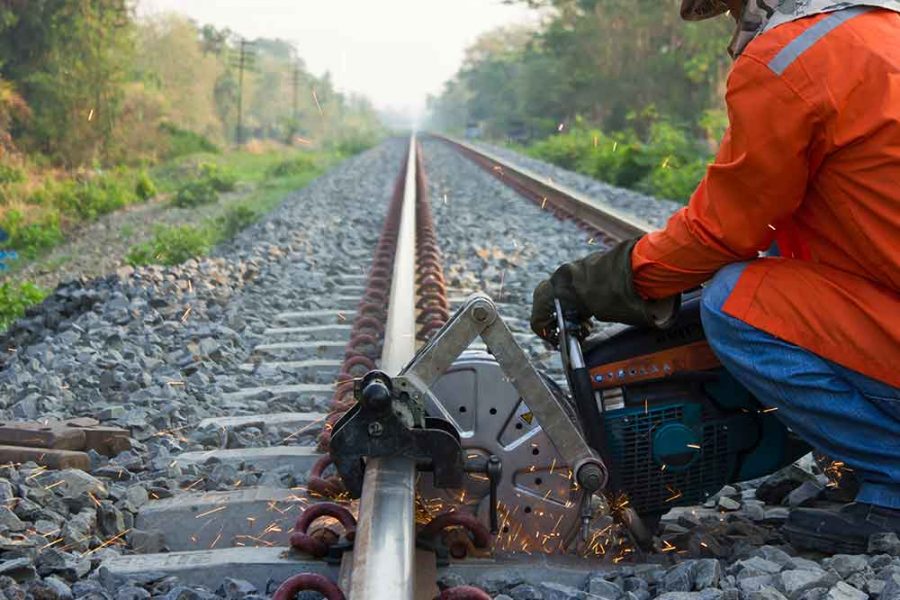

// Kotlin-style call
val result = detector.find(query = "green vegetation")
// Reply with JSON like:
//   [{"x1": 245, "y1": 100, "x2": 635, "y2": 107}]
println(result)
[
  {"x1": 0, "y1": 2, "x2": 383, "y2": 260},
  {"x1": 527, "y1": 120, "x2": 714, "y2": 201},
  {"x1": 0, "y1": 281, "x2": 46, "y2": 329},
  {"x1": 165, "y1": 161, "x2": 235, "y2": 210},
  {"x1": 159, "y1": 123, "x2": 220, "y2": 159},
  {"x1": 217, "y1": 204, "x2": 259, "y2": 240},
  {"x1": 0, "y1": 163, "x2": 24, "y2": 185},
  {"x1": 428, "y1": 0, "x2": 734, "y2": 201},
  {"x1": 172, "y1": 180, "x2": 218, "y2": 208},
  {"x1": 127, "y1": 203, "x2": 260, "y2": 267},
  {"x1": 128, "y1": 151, "x2": 331, "y2": 267},
  {"x1": 200, "y1": 163, "x2": 237, "y2": 193},
  {"x1": 126, "y1": 224, "x2": 216, "y2": 267},
  {"x1": 266, "y1": 155, "x2": 319, "y2": 178},
  {"x1": 1, "y1": 210, "x2": 63, "y2": 259},
  {"x1": 0, "y1": 3, "x2": 382, "y2": 330},
  {"x1": 135, "y1": 171, "x2": 157, "y2": 201}
]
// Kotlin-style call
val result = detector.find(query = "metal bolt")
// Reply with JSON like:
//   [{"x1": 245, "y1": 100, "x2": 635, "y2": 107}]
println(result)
[
  {"x1": 368, "y1": 421, "x2": 384, "y2": 437},
  {"x1": 577, "y1": 463, "x2": 607, "y2": 493},
  {"x1": 472, "y1": 305, "x2": 489, "y2": 322}
]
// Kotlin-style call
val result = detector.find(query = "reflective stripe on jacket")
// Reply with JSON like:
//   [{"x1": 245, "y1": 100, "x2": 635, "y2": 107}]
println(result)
[{"x1": 631, "y1": 8, "x2": 900, "y2": 387}]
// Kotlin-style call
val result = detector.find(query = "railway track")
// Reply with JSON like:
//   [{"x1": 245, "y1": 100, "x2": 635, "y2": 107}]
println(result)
[
  {"x1": 89, "y1": 134, "x2": 657, "y2": 599},
  {"x1": 0, "y1": 135, "x2": 866, "y2": 600}
]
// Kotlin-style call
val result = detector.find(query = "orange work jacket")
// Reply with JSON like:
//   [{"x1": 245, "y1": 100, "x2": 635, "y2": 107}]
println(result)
[{"x1": 631, "y1": 8, "x2": 900, "y2": 387}]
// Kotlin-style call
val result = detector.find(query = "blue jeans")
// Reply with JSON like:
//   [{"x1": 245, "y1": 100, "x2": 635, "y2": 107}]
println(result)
[{"x1": 701, "y1": 262, "x2": 900, "y2": 509}]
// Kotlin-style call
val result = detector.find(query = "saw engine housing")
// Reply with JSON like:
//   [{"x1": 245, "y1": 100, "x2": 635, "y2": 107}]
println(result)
[{"x1": 581, "y1": 295, "x2": 809, "y2": 517}]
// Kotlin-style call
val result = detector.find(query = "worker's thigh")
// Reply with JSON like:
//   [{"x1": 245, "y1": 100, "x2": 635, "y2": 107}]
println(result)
[{"x1": 699, "y1": 261, "x2": 900, "y2": 421}]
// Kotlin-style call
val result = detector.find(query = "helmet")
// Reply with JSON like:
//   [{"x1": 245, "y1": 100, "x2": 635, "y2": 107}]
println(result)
[{"x1": 680, "y1": 0, "x2": 729, "y2": 20}]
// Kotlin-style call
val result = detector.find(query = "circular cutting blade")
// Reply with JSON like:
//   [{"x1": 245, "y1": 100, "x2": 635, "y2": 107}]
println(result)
[{"x1": 417, "y1": 350, "x2": 585, "y2": 554}]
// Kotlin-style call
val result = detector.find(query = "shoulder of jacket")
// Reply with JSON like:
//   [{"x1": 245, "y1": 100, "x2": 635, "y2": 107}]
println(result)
[{"x1": 738, "y1": 15, "x2": 829, "y2": 68}]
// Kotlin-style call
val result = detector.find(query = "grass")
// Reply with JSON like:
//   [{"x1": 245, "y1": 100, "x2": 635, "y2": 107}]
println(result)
[
  {"x1": 0, "y1": 281, "x2": 46, "y2": 329},
  {"x1": 126, "y1": 151, "x2": 336, "y2": 267},
  {"x1": 0, "y1": 142, "x2": 355, "y2": 330},
  {"x1": 126, "y1": 223, "x2": 216, "y2": 266}
]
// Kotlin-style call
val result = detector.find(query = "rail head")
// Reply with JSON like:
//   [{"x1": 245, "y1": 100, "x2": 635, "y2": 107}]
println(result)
[
  {"x1": 348, "y1": 134, "x2": 420, "y2": 600},
  {"x1": 431, "y1": 133, "x2": 655, "y2": 241}
]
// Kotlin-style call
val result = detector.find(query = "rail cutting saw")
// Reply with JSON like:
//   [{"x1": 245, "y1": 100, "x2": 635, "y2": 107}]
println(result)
[{"x1": 330, "y1": 292, "x2": 808, "y2": 552}]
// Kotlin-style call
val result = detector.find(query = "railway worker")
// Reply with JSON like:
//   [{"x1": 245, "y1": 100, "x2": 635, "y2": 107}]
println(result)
[{"x1": 531, "y1": 0, "x2": 900, "y2": 554}]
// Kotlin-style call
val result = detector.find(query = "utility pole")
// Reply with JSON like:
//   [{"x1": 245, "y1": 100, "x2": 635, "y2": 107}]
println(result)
[
  {"x1": 287, "y1": 61, "x2": 302, "y2": 145},
  {"x1": 232, "y1": 38, "x2": 256, "y2": 146},
  {"x1": 292, "y1": 62, "x2": 300, "y2": 124}
]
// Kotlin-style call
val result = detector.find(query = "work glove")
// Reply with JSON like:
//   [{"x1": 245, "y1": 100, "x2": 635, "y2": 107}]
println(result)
[{"x1": 530, "y1": 238, "x2": 680, "y2": 344}]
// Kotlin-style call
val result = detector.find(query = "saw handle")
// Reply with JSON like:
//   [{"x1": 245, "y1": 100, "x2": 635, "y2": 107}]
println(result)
[{"x1": 554, "y1": 299, "x2": 614, "y2": 489}]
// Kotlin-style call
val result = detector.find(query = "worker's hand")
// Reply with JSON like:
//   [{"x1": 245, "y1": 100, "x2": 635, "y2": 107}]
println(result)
[
  {"x1": 530, "y1": 270, "x2": 591, "y2": 344},
  {"x1": 530, "y1": 238, "x2": 681, "y2": 343}
]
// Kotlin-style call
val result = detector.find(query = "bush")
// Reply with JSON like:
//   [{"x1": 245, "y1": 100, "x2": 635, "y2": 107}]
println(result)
[
  {"x1": 135, "y1": 170, "x2": 157, "y2": 201},
  {"x1": 527, "y1": 120, "x2": 711, "y2": 203},
  {"x1": 126, "y1": 224, "x2": 215, "y2": 266},
  {"x1": 633, "y1": 121, "x2": 709, "y2": 201},
  {"x1": 334, "y1": 135, "x2": 376, "y2": 157},
  {"x1": 574, "y1": 130, "x2": 647, "y2": 189},
  {"x1": 199, "y1": 163, "x2": 237, "y2": 192},
  {"x1": 1, "y1": 209, "x2": 64, "y2": 258},
  {"x1": 266, "y1": 155, "x2": 318, "y2": 179},
  {"x1": 0, "y1": 163, "x2": 24, "y2": 185},
  {"x1": 638, "y1": 158, "x2": 708, "y2": 201},
  {"x1": 171, "y1": 179, "x2": 218, "y2": 208},
  {"x1": 527, "y1": 130, "x2": 597, "y2": 171},
  {"x1": 217, "y1": 204, "x2": 258, "y2": 239},
  {"x1": 0, "y1": 281, "x2": 46, "y2": 330},
  {"x1": 50, "y1": 173, "x2": 136, "y2": 220},
  {"x1": 160, "y1": 123, "x2": 220, "y2": 159}
]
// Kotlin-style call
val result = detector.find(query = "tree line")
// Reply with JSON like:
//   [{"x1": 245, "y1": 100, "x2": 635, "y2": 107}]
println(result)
[
  {"x1": 427, "y1": 0, "x2": 736, "y2": 201},
  {"x1": 0, "y1": 0, "x2": 383, "y2": 168}
]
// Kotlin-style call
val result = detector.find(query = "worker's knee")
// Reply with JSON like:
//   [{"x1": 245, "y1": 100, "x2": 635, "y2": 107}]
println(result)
[{"x1": 700, "y1": 262, "x2": 751, "y2": 354}]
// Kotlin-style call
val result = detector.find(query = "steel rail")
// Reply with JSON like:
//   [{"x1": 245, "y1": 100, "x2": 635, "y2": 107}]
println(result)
[
  {"x1": 431, "y1": 133, "x2": 654, "y2": 240},
  {"x1": 347, "y1": 134, "x2": 420, "y2": 600}
]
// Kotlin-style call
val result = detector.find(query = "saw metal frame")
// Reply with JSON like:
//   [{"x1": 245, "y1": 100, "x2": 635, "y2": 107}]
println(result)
[{"x1": 396, "y1": 293, "x2": 608, "y2": 493}]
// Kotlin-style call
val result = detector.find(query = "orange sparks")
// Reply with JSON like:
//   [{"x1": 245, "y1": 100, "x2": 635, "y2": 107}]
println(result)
[
  {"x1": 195, "y1": 506, "x2": 227, "y2": 519},
  {"x1": 184, "y1": 478, "x2": 206, "y2": 491},
  {"x1": 40, "y1": 538, "x2": 64, "y2": 551},
  {"x1": 26, "y1": 467, "x2": 48, "y2": 481},
  {"x1": 282, "y1": 415, "x2": 327, "y2": 443},
  {"x1": 82, "y1": 529, "x2": 130, "y2": 557},
  {"x1": 664, "y1": 486, "x2": 683, "y2": 503},
  {"x1": 267, "y1": 501, "x2": 289, "y2": 515}
]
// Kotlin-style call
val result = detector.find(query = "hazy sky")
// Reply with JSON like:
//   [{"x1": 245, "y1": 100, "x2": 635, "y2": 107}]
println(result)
[{"x1": 138, "y1": 0, "x2": 538, "y2": 120}]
